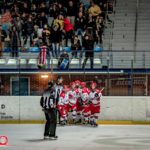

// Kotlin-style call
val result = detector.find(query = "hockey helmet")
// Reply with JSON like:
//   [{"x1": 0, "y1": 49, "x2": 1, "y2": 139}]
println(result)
[
  {"x1": 91, "y1": 82, "x2": 97, "y2": 87},
  {"x1": 80, "y1": 82, "x2": 86, "y2": 87},
  {"x1": 70, "y1": 82, "x2": 76, "y2": 87},
  {"x1": 75, "y1": 80, "x2": 81, "y2": 85}
]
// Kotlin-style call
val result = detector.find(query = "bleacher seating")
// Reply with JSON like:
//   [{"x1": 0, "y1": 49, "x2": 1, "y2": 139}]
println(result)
[
  {"x1": 136, "y1": 0, "x2": 150, "y2": 51},
  {"x1": 112, "y1": 0, "x2": 137, "y2": 51},
  {"x1": 0, "y1": 0, "x2": 150, "y2": 70},
  {"x1": 7, "y1": 59, "x2": 17, "y2": 65}
]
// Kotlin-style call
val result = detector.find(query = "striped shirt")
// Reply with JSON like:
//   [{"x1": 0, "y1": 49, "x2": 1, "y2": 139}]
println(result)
[
  {"x1": 40, "y1": 88, "x2": 56, "y2": 109},
  {"x1": 54, "y1": 83, "x2": 63, "y2": 103}
]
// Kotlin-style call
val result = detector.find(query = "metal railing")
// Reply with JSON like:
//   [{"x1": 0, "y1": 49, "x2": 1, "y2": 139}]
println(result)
[{"x1": 1, "y1": 50, "x2": 150, "y2": 70}]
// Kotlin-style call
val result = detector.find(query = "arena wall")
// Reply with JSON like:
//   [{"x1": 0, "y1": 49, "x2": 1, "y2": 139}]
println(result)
[{"x1": 0, "y1": 96, "x2": 150, "y2": 122}]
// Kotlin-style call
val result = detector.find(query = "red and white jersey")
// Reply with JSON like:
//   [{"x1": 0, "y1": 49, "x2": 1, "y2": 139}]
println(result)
[
  {"x1": 89, "y1": 89, "x2": 102, "y2": 106},
  {"x1": 68, "y1": 88, "x2": 79, "y2": 105},
  {"x1": 58, "y1": 91, "x2": 69, "y2": 106},
  {"x1": 80, "y1": 87, "x2": 90, "y2": 105}
]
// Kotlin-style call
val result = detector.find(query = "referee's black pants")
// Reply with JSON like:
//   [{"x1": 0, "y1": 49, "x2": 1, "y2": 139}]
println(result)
[{"x1": 44, "y1": 108, "x2": 57, "y2": 137}]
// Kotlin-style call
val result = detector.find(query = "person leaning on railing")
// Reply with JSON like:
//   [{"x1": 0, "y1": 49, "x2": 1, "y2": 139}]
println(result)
[{"x1": 58, "y1": 50, "x2": 69, "y2": 69}]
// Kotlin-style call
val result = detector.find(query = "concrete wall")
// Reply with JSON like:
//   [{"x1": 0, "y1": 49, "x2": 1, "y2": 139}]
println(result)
[{"x1": 0, "y1": 96, "x2": 150, "y2": 121}]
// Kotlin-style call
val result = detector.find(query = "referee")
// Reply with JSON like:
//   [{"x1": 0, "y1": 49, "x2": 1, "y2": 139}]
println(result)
[
  {"x1": 54, "y1": 76, "x2": 63, "y2": 124},
  {"x1": 40, "y1": 81, "x2": 58, "y2": 140}
]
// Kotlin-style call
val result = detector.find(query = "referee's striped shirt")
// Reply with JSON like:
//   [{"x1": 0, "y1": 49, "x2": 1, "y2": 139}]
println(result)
[{"x1": 40, "y1": 89, "x2": 56, "y2": 109}]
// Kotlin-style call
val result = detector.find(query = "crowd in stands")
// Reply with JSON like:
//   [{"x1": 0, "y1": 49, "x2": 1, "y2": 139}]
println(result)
[{"x1": 0, "y1": 0, "x2": 114, "y2": 59}]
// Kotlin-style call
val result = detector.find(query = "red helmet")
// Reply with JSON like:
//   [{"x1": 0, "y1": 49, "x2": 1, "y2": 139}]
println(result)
[
  {"x1": 82, "y1": 87, "x2": 89, "y2": 94},
  {"x1": 91, "y1": 82, "x2": 97, "y2": 87},
  {"x1": 70, "y1": 82, "x2": 75, "y2": 87},
  {"x1": 63, "y1": 85, "x2": 70, "y2": 91},
  {"x1": 80, "y1": 82, "x2": 86, "y2": 87},
  {"x1": 75, "y1": 80, "x2": 81, "y2": 85}
]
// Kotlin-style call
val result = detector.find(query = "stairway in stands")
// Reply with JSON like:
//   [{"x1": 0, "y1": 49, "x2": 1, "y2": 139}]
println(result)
[
  {"x1": 108, "y1": 0, "x2": 145, "y2": 68},
  {"x1": 136, "y1": 0, "x2": 150, "y2": 51},
  {"x1": 135, "y1": 0, "x2": 150, "y2": 68}
]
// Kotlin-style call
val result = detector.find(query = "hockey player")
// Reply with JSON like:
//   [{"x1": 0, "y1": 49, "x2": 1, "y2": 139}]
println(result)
[
  {"x1": 57, "y1": 85, "x2": 69, "y2": 126},
  {"x1": 67, "y1": 82, "x2": 79, "y2": 123},
  {"x1": 75, "y1": 81, "x2": 85, "y2": 123},
  {"x1": 89, "y1": 82, "x2": 102, "y2": 127},
  {"x1": 80, "y1": 85, "x2": 91, "y2": 124},
  {"x1": 75, "y1": 80, "x2": 81, "y2": 88}
]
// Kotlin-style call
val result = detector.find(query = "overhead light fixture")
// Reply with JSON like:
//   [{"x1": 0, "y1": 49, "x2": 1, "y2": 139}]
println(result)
[{"x1": 41, "y1": 75, "x2": 49, "y2": 79}]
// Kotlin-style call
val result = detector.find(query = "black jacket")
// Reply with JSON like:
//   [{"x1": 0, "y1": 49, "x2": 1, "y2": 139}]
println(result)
[
  {"x1": 0, "y1": 29, "x2": 7, "y2": 42},
  {"x1": 82, "y1": 37, "x2": 94, "y2": 57},
  {"x1": 74, "y1": 16, "x2": 86, "y2": 30}
]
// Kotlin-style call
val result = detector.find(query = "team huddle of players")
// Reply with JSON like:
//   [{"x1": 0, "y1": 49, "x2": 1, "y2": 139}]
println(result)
[{"x1": 57, "y1": 80, "x2": 102, "y2": 127}]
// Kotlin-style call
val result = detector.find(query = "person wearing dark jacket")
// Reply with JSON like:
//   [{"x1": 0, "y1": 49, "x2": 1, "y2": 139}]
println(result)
[
  {"x1": 39, "y1": 12, "x2": 48, "y2": 28},
  {"x1": 23, "y1": 17, "x2": 34, "y2": 47},
  {"x1": 51, "y1": 21, "x2": 62, "y2": 58},
  {"x1": 9, "y1": 26, "x2": 21, "y2": 57},
  {"x1": 74, "y1": 12, "x2": 86, "y2": 36},
  {"x1": 40, "y1": 81, "x2": 58, "y2": 140},
  {"x1": 82, "y1": 34, "x2": 94, "y2": 69},
  {"x1": 71, "y1": 35, "x2": 81, "y2": 58},
  {"x1": 58, "y1": 50, "x2": 69, "y2": 69},
  {"x1": 67, "y1": 0, "x2": 76, "y2": 25},
  {"x1": 0, "y1": 26, "x2": 7, "y2": 57}
]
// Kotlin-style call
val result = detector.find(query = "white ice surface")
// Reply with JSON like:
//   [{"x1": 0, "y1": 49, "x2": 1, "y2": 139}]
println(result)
[{"x1": 0, "y1": 124, "x2": 150, "y2": 150}]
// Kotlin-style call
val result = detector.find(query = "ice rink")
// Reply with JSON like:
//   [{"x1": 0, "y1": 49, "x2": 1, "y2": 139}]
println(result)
[{"x1": 0, "y1": 124, "x2": 150, "y2": 150}]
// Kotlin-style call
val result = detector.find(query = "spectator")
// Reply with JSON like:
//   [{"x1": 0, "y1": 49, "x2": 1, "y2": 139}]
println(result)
[
  {"x1": 54, "y1": 14, "x2": 64, "y2": 31},
  {"x1": 74, "y1": 12, "x2": 86, "y2": 36},
  {"x1": 23, "y1": 16, "x2": 34, "y2": 47},
  {"x1": 49, "y1": 3, "x2": 59, "y2": 18},
  {"x1": 88, "y1": 1, "x2": 102, "y2": 18},
  {"x1": 85, "y1": 13, "x2": 95, "y2": 36},
  {"x1": 0, "y1": 26, "x2": 7, "y2": 57},
  {"x1": 9, "y1": 26, "x2": 21, "y2": 57},
  {"x1": 63, "y1": 17, "x2": 74, "y2": 46},
  {"x1": 80, "y1": 0, "x2": 90, "y2": 10},
  {"x1": 31, "y1": 4, "x2": 38, "y2": 15},
  {"x1": 71, "y1": 35, "x2": 81, "y2": 58},
  {"x1": 66, "y1": 0, "x2": 76, "y2": 25},
  {"x1": 82, "y1": 34, "x2": 94, "y2": 69},
  {"x1": 39, "y1": 12, "x2": 48, "y2": 28},
  {"x1": 58, "y1": 50, "x2": 69, "y2": 69},
  {"x1": 10, "y1": 4, "x2": 20, "y2": 19},
  {"x1": 14, "y1": 17, "x2": 22, "y2": 35},
  {"x1": 58, "y1": 3, "x2": 67, "y2": 17},
  {"x1": 21, "y1": 13, "x2": 27, "y2": 42},
  {"x1": 38, "y1": 2, "x2": 48, "y2": 14},
  {"x1": 32, "y1": 25, "x2": 41, "y2": 47},
  {"x1": 77, "y1": 2, "x2": 86, "y2": 15},
  {"x1": 95, "y1": 15, "x2": 104, "y2": 44},
  {"x1": 21, "y1": 2, "x2": 30, "y2": 15},
  {"x1": 51, "y1": 20, "x2": 62, "y2": 58},
  {"x1": 86, "y1": 13, "x2": 95, "y2": 28},
  {"x1": 42, "y1": 24, "x2": 51, "y2": 47},
  {"x1": 32, "y1": 0, "x2": 43, "y2": 7}
]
